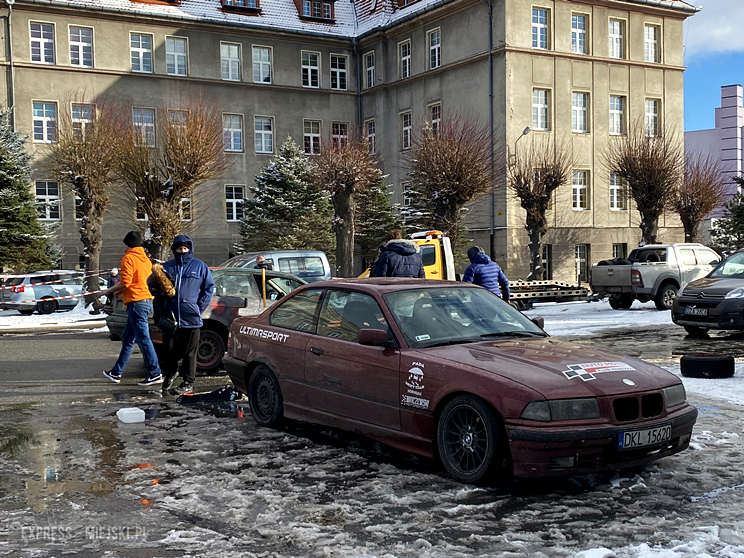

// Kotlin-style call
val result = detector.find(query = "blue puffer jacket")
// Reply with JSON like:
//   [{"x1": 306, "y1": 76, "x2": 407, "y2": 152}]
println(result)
[
  {"x1": 462, "y1": 253, "x2": 510, "y2": 300},
  {"x1": 370, "y1": 239, "x2": 426, "y2": 278},
  {"x1": 162, "y1": 235, "x2": 215, "y2": 328}
]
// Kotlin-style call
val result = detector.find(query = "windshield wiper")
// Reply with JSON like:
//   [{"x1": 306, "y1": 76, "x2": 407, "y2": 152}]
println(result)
[
  {"x1": 480, "y1": 331, "x2": 547, "y2": 338},
  {"x1": 425, "y1": 339, "x2": 482, "y2": 348}
]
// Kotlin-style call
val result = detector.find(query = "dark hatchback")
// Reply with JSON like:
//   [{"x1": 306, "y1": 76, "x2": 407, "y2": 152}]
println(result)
[{"x1": 672, "y1": 249, "x2": 744, "y2": 335}]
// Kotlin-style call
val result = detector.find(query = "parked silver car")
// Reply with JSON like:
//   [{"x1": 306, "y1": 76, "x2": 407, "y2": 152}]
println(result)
[{"x1": 0, "y1": 271, "x2": 106, "y2": 314}]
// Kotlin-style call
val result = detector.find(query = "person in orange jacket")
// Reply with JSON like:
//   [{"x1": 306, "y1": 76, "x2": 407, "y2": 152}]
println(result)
[{"x1": 100, "y1": 231, "x2": 163, "y2": 386}]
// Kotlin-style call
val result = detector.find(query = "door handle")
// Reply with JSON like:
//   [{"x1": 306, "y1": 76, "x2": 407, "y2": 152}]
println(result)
[
  {"x1": 431, "y1": 270, "x2": 439, "y2": 274},
  {"x1": 310, "y1": 347, "x2": 324, "y2": 355}
]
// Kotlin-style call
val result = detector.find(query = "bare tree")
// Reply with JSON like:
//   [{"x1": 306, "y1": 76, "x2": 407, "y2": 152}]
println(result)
[
  {"x1": 604, "y1": 119, "x2": 683, "y2": 245},
  {"x1": 114, "y1": 95, "x2": 232, "y2": 259},
  {"x1": 311, "y1": 134, "x2": 382, "y2": 277},
  {"x1": 47, "y1": 95, "x2": 120, "y2": 309},
  {"x1": 508, "y1": 138, "x2": 572, "y2": 280},
  {"x1": 406, "y1": 113, "x2": 497, "y2": 250},
  {"x1": 674, "y1": 151, "x2": 727, "y2": 242}
]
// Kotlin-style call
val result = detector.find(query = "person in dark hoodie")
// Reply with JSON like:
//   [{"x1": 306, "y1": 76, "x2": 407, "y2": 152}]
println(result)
[
  {"x1": 370, "y1": 230, "x2": 426, "y2": 278},
  {"x1": 462, "y1": 246, "x2": 510, "y2": 301},
  {"x1": 158, "y1": 235, "x2": 214, "y2": 395}
]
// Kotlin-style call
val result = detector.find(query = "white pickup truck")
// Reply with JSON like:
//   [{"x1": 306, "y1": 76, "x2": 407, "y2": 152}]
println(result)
[{"x1": 589, "y1": 243, "x2": 721, "y2": 311}]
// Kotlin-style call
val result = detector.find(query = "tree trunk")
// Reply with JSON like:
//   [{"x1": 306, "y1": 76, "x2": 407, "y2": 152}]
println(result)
[
  {"x1": 81, "y1": 195, "x2": 105, "y2": 313},
  {"x1": 680, "y1": 215, "x2": 697, "y2": 243},
  {"x1": 333, "y1": 190, "x2": 355, "y2": 277},
  {"x1": 526, "y1": 218, "x2": 542, "y2": 281},
  {"x1": 639, "y1": 211, "x2": 660, "y2": 245}
]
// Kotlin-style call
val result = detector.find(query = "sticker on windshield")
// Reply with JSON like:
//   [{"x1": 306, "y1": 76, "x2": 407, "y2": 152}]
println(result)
[
  {"x1": 563, "y1": 361, "x2": 635, "y2": 381},
  {"x1": 415, "y1": 334, "x2": 431, "y2": 341}
]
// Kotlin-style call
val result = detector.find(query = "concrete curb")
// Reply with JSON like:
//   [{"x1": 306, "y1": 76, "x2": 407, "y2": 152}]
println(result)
[{"x1": 0, "y1": 321, "x2": 109, "y2": 335}]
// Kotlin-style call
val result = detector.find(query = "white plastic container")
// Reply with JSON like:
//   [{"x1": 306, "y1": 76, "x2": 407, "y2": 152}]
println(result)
[{"x1": 116, "y1": 407, "x2": 146, "y2": 423}]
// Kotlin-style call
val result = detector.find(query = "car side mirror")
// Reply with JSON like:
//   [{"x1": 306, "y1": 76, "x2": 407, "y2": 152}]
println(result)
[
  {"x1": 531, "y1": 316, "x2": 545, "y2": 329},
  {"x1": 710, "y1": 260, "x2": 720, "y2": 266},
  {"x1": 358, "y1": 329, "x2": 387, "y2": 347}
]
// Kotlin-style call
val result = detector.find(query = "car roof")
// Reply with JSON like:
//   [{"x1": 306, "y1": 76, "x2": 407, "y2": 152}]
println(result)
[
  {"x1": 6, "y1": 270, "x2": 81, "y2": 278},
  {"x1": 297, "y1": 278, "x2": 476, "y2": 293},
  {"x1": 210, "y1": 267, "x2": 307, "y2": 282}
]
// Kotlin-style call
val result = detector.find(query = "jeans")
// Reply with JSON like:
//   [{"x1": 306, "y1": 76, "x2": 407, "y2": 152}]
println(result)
[{"x1": 110, "y1": 299, "x2": 161, "y2": 378}]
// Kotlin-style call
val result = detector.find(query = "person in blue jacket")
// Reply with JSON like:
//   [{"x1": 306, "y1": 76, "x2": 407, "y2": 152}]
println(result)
[
  {"x1": 462, "y1": 246, "x2": 510, "y2": 301},
  {"x1": 370, "y1": 230, "x2": 426, "y2": 278},
  {"x1": 159, "y1": 235, "x2": 214, "y2": 395}
]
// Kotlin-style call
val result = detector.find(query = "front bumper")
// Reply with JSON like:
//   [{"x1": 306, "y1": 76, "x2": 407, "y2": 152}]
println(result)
[
  {"x1": 672, "y1": 297, "x2": 744, "y2": 330},
  {"x1": 505, "y1": 406, "x2": 697, "y2": 477}
]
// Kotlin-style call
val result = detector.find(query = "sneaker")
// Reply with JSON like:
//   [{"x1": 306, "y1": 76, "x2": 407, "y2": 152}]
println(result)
[
  {"x1": 170, "y1": 381, "x2": 194, "y2": 396},
  {"x1": 103, "y1": 370, "x2": 121, "y2": 383},
  {"x1": 162, "y1": 375, "x2": 176, "y2": 392},
  {"x1": 138, "y1": 374, "x2": 164, "y2": 386}
]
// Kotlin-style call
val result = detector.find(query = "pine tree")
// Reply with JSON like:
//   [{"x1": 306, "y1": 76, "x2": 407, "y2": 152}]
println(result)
[
  {"x1": 711, "y1": 178, "x2": 744, "y2": 255},
  {"x1": 241, "y1": 137, "x2": 334, "y2": 255},
  {"x1": 0, "y1": 107, "x2": 50, "y2": 272},
  {"x1": 355, "y1": 177, "x2": 404, "y2": 267}
]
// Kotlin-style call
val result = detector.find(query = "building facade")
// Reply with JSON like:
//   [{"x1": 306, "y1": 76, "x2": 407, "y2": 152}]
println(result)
[{"x1": 1, "y1": 0, "x2": 697, "y2": 280}]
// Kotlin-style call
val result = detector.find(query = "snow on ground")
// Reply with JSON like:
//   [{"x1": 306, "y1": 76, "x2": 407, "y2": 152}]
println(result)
[{"x1": 0, "y1": 299, "x2": 108, "y2": 330}]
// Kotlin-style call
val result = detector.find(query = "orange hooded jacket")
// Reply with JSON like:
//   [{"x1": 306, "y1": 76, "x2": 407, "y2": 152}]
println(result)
[{"x1": 119, "y1": 247, "x2": 153, "y2": 304}]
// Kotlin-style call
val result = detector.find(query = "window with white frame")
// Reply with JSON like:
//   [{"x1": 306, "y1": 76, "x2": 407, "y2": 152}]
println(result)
[
  {"x1": 572, "y1": 170, "x2": 589, "y2": 210},
  {"x1": 323, "y1": 2, "x2": 332, "y2": 18},
  {"x1": 609, "y1": 95, "x2": 625, "y2": 135},
  {"x1": 71, "y1": 103, "x2": 94, "y2": 138},
  {"x1": 532, "y1": 8, "x2": 548, "y2": 49},
  {"x1": 402, "y1": 182, "x2": 413, "y2": 207},
  {"x1": 221, "y1": 43, "x2": 241, "y2": 81},
  {"x1": 364, "y1": 52, "x2": 375, "y2": 89},
  {"x1": 75, "y1": 195, "x2": 84, "y2": 220},
  {"x1": 132, "y1": 108, "x2": 155, "y2": 147},
  {"x1": 180, "y1": 198, "x2": 192, "y2": 221},
  {"x1": 33, "y1": 101, "x2": 57, "y2": 143},
  {"x1": 168, "y1": 109, "x2": 188, "y2": 126},
  {"x1": 166, "y1": 37, "x2": 187, "y2": 76},
  {"x1": 332, "y1": 122, "x2": 348, "y2": 148},
  {"x1": 135, "y1": 187, "x2": 147, "y2": 221},
  {"x1": 224, "y1": 0, "x2": 257, "y2": 6},
  {"x1": 609, "y1": 19, "x2": 625, "y2": 59},
  {"x1": 36, "y1": 181, "x2": 60, "y2": 220},
  {"x1": 302, "y1": 0, "x2": 311, "y2": 15},
  {"x1": 429, "y1": 103, "x2": 441, "y2": 136},
  {"x1": 572, "y1": 92, "x2": 588, "y2": 133},
  {"x1": 609, "y1": 172, "x2": 627, "y2": 210},
  {"x1": 130, "y1": 33, "x2": 153, "y2": 73},
  {"x1": 254, "y1": 116, "x2": 273, "y2": 154},
  {"x1": 575, "y1": 244, "x2": 590, "y2": 283},
  {"x1": 304, "y1": 120, "x2": 321, "y2": 155},
  {"x1": 400, "y1": 40, "x2": 411, "y2": 79},
  {"x1": 302, "y1": 51, "x2": 319, "y2": 88},
  {"x1": 226, "y1": 185, "x2": 244, "y2": 222},
  {"x1": 330, "y1": 55, "x2": 347, "y2": 90},
  {"x1": 613, "y1": 243, "x2": 627, "y2": 259},
  {"x1": 571, "y1": 14, "x2": 587, "y2": 54},
  {"x1": 313, "y1": 1, "x2": 321, "y2": 17},
  {"x1": 645, "y1": 99, "x2": 659, "y2": 137},
  {"x1": 401, "y1": 111, "x2": 412, "y2": 150},
  {"x1": 428, "y1": 29, "x2": 441, "y2": 69},
  {"x1": 69, "y1": 26, "x2": 93, "y2": 68},
  {"x1": 532, "y1": 89, "x2": 549, "y2": 131},
  {"x1": 253, "y1": 46, "x2": 272, "y2": 84},
  {"x1": 223, "y1": 114, "x2": 243, "y2": 152},
  {"x1": 644, "y1": 25, "x2": 659, "y2": 63},
  {"x1": 30, "y1": 22, "x2": 55, "y2": 64},
  {"x1": 365, "y1": 119, "x2": 376, "y2": 153},
  {"x1": 541, "y1": 244, "x2": 553, "y2": 280}
]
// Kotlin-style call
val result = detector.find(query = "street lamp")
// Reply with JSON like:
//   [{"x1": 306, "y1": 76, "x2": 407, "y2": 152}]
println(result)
[{"x1": 512, "y1": 126, "x2": 532, "y2": 164}]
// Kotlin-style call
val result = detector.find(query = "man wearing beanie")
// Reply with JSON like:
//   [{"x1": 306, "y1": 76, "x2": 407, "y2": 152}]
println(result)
[
  {"x1": 100, "y1": 230, "x2": 163, "y2": 386},
  {"x1": 462, "y1": 246, "x2": 511, "y2": 302}
]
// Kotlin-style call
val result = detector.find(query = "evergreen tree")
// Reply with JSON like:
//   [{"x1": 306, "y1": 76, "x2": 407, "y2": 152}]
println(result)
[
  {"x1": 0, "y1": 107, "x2": 50, "y2": 272},
  {"x1": 711, "y1": 178, "x2": 744, "y2": 255},
  {"x1": 355, "y1": 177, "x2": 404, "y2": 268},
  {"x1": 241, "y1": 137, "x2": 334, "y2": 256}
]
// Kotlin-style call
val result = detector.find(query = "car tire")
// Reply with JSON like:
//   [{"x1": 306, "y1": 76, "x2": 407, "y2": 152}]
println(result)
[
  {"x1": 248, "y1": 364, "x2": 284, "y2": 427},
  {"x1": 683, "y1": 325, "x2": 709, "y2": 337},
  {"x1": 609, "y1": 294, "x2": 633, "y2": 310},
  {"x1": 654, "y1": 284, "x2": 678, "y2": 311},
  {"x1": 680, "y1": 353, "x2": 735, "y2": 379},
  {"x1": 196, "y1": 329, "x2": 225, "y2": 372},
  {"x1": 436, "y1": 395, "x2": 501, "y2": 485},
  {"x1": 109, "y1": 333, "x2": 121, "y2": 341},
  {"x1": 38, "y1": 298, "x2": 58, "y2": 315},
  {"x1": 17, "y1": 309, "x2": 34, "y2": 315}
]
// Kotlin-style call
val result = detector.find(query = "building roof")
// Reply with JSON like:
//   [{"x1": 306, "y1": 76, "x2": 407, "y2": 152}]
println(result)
[{"x1": 25, "y1": 0, "x2": 700, "y2": 40}]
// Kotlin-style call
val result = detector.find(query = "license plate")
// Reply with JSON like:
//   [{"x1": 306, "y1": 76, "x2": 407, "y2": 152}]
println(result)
[
  {"x1": 607, "y1": 286, "x2": 622, "y2": 293},
  {"x1": 683, "y1": 307, "x2": 708, "y2": 316},
  {"x1": 618, "y1": 424, "x2": 672, "y2": 450}
]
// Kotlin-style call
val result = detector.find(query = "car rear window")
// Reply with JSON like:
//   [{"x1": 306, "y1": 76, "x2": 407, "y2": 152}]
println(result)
[
  {"x1": 4, "y1": 277, "x2": 24, "y2": 286},
  {"x1": 278, "y1": 257, "x2": 325, "y2": 278}
]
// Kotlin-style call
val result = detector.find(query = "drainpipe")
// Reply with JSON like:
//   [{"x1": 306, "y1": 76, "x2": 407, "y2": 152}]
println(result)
[
  {"x1": 481, "y1": 0, "x2": 495, "y2": 260},
  {"x1": 352, "y1": 37, "x2": 362, "y2": 137},
  {"x1": 7, "y1": 0, "x2": 15, "y2": 130}
]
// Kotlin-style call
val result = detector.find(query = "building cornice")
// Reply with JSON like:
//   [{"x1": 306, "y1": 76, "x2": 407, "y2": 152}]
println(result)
[{"x1": 505, "y1": 45, "x2": 687, "y2": 71}]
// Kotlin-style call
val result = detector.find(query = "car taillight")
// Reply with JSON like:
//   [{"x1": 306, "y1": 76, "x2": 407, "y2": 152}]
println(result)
[
  {"x1": 631, "y1": 269, "x2": 644, "y2": 287},
  {"x1": 11, "y1": 285, "x2": 24, "y2": 293}
]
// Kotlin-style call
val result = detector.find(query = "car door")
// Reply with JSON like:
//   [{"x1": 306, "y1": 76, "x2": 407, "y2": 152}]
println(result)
[
  {"x1": 677, "y1": 248, "x2": 700, "y2": 288},
  {"x1": 304, "y1": 289, "x2": 401, "y2": 430}
]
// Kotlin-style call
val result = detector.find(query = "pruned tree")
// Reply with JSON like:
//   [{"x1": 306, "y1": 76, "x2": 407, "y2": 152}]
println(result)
[
  {"x1": 48, "y1": 95, "x2": 120, "y2": 307},
  {"x1": 241, "y1": 136, "x2": 334, "y2": 254},
  {"x1": 311, "y1": 135, "x2": 382, "y2": 277},
  {"x1": 0, "y1": 105, "x2": 50, "y2": 272},
  {"x1": 604, "y1": 118, "x2": 683, "y2": 245},
  {"x1": 114, "y1": 95, "x2": 233, "y2": 260},
  {"x1": 673, "y1": 151, "x2": 727, "y2": 242},
  {"x1": 406, "y1": 113, "x2": 496, "y2": 250},
  {"x1": 355, "y1": 177, "x2": 404, "y2": 268},
  {"x1": 711, "y1": 177, "x2": 744, "y2": 254},
  {"x1": 508, "y1": 138, "x2": 572, "y2": 280}
]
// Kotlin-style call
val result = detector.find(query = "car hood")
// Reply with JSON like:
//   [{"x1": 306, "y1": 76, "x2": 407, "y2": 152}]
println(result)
[
  {"x1": 419, "y1": 337, "x2": 678, "y2": 399},
  {"x1": 681, "y1": 276, "x2": 742, "y2": 297}
]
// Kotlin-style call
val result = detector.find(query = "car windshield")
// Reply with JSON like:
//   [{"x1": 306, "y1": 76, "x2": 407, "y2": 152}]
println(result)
[
  {"x1": 383, "y1": 287, "x2": 546, "y2": 349},
  {"x1": 710, "y1": 251, "x2": 744, "y2": 278}
]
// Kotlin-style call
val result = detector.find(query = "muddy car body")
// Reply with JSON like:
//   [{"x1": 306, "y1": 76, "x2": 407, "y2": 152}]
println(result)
[{"x1": 225, "y1": 279, "x2": 697, "y2": 483}]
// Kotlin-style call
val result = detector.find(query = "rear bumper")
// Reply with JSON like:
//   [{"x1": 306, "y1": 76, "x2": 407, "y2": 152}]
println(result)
[
  {"x1": 0, "y1": 302, "x2": 36, "y2": 311},
  {"x1": 223, "y1": 354, "x2": 248, "y2": 393},
  {"x1": 505, "y1": 406, "x2": 697, "y2": 477}
]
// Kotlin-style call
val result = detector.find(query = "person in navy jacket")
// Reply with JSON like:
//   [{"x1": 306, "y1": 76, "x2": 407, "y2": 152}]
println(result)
[
  {"x1": 159, "y1": 235, "x2": 214, "y2": 395},
  {"x1": 462, "y1": 246, "x2": 510, "y2": 301},
  {"x1": 370, "y1": 230, "x2": 426, "y2": 278}
]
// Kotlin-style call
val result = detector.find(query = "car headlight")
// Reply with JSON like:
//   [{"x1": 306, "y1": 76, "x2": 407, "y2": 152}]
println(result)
[
  {"x1": 663, "y1": 384, "x2": 686, "y2": 408},
  {"x1": 725, "y1": 287, "x2": 744, "y2": 299},
  {"x1": 521, "y1": 398, "x2": 600, "y2": 421}
]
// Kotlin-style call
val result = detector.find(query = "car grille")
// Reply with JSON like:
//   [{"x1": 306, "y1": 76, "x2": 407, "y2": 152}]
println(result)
[
  {"x1": 677, "y1": 297, "x2": 723, "y2": 309},
  {"x1": 613, "y1": 392, "x2": 664, "y2": 422}
]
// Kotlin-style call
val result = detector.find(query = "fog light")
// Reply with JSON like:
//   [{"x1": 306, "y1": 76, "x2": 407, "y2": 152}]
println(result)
[{"x1": 549, "y1": 456, "x2": 576, "y2": 469}]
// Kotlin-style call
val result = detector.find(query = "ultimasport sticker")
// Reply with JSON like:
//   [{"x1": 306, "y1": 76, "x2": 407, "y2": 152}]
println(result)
[{"x1": 562, "y1": 361, "x2": 635, "y2": 381}]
